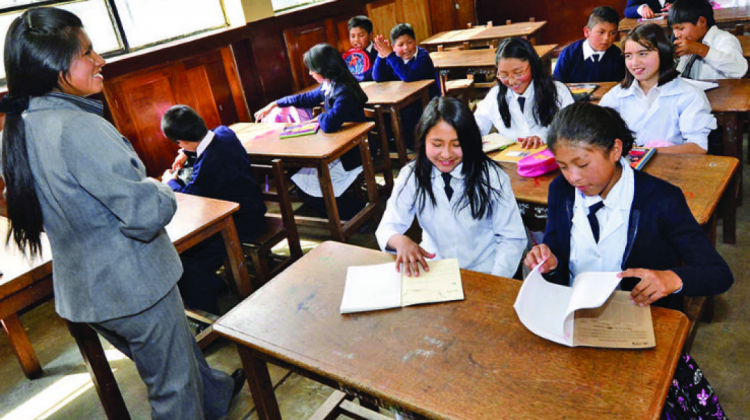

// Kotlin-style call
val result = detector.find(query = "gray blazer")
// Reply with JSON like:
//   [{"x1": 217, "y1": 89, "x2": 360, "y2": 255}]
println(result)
[{"x1": 20, "y1": 92, "x2": 181, "y2": 322}]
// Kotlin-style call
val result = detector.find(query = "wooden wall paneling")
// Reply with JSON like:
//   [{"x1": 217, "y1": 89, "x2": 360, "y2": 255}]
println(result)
[
  {"x1": 231, "y1": 37, "x2": 267, "y2": 120},
  {"x1": 429, "y1": 0, "x2": 461, "y2": 33},
  {"x1": 283, "y1": 21, "x2": 335, "y2": 91},
  {"x1": 455, "y1": 0, "x2": 477, "y2": 29},
  {"x1": 183, "y1": 49, "x2": 238, "y2": 125},
  {"x1": 399, "y1": 0, "x2": 433, "y2": 41},
  {"x1": 221, "y1": 45, "x2": 252, "y2": 123},
  {"x1": 367, "y1": 0, "x2": 399, "y2": 38}
]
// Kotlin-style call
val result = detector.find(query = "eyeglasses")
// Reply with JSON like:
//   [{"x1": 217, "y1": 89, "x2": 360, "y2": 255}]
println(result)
[{"x1": 496, "y1": 64, "x2": 530, "y2": 82}]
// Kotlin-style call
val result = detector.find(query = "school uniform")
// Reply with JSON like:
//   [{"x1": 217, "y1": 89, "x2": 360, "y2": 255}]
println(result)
[
  {"x1": 373, "y1": 47, "x2": 439, "y2": 149},
  {"x1": 598, "y1": 77, "x2": 716, "y2": 150},
  {"x1": 624, "y1": 0, "x2": 667, "y2": 18},
  {"x1": 473, "y1": 81, "x2": 575, "y2": 139},
  {"x1": 676, "y1": 25, "x2": 748, "y2": 79},
  {"x1": 276, "y1": 81, "x2": 368, "y2": 218},
  {"x1": 350, "y1": 43, "x2": 379, "y2": 82},
  {"x1": 375, "y1": 162, "x2": 527, "y2": 278},
  {"x1": 167, "y1": 126, "x2": 267, "y2": 313},
  {"x1": 553, "y1": 39, "x2": 626, "y2": 83},
  {"x1": 543, "y1": 160, "x2": 733, "y2": 312}
]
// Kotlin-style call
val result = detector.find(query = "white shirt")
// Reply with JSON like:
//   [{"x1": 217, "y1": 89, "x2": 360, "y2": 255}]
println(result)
[
  {"x1": 473, "y1": 80, "x2": 575, "y2": 140},
  {"x1": 582, "y1": 39, "x2": 605, "y2": 62},
  {"x1": 375, "y1": 162, "x2": 528, "y2": 278},
  {"x1": 569, "y1": 158, "x2": 634, "y2": 284},
  {"x1": 598, "y1": 77, "x2": 716, "y2": 150},
  {"x1": 676, "y1": 25, "x2": 748, "y2": 79}
]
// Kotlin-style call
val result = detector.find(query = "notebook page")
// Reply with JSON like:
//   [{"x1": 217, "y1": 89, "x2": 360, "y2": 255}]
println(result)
[
  {"x1": 400, "y1": 259, "x2": 464, "y2": 307},
  {"x1": 513, "y1": 264, "x2": 573, "y2": 346},
  {"x1": 340, "y1": 263, "x2": 402, "y2": 314},
  {"x1": 563, "y1": 271, "x2": 623, "y2": 339},
  {"x1": 573, "y1": 291, "x2": 656, "y2": 348}
]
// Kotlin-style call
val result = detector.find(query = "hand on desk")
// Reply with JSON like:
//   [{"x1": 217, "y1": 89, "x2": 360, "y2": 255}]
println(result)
[
  {"x1": 373, "y1": 35, "x2": 393, "y2": 58},
  {"x1": 387, "y1": 234, "x2": 435, "y2": 277},
  {"x1": 524, "y1": 244, "x2": 558, "y2": 274},
  {"x1": 254, "y1": 101, "x2": 278, "y2": 123},
  {"x1": 519, "y1": 136, "x2": 544, "y2": 149},
  {"x1": 620, "y1": 268, "x2": 683, "y2": 307}
]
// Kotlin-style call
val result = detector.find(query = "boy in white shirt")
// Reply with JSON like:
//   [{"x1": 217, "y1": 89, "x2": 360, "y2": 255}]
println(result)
[{"x1": 669, "y1": 0, "x2": 748, "y2": 79}]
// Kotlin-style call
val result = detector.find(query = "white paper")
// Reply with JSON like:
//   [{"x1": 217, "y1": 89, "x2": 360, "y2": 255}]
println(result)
[
  {"x1": 681, "y1": 78, "x2": 720, "y2": 91},
  {"x1": 340, "y1": 263, "x2": 401, "y2": 313}
]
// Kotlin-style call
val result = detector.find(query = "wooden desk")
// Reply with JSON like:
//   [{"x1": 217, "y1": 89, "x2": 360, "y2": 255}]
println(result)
[
  {"x1": 232, "y1": 122, "x2": 379, "y2": 241},
  {"x1": 214, "y1": 241, "x2": 689, "y2": 420},
  {"x1": 361, "y1": 80, "x2": 434, "y2": 166},
  {"x1": 619, "y1": 6, "x2": 750, "y2": 34},
  {"x1": 739, "y1": 34, "x2": 750, "y2": 58},
  {"x1": 430, "y1": 44, "x2": 557, "y2": 91},
  {"x1": 421, "y1": 21, "x2": 547, "y2": 50}
]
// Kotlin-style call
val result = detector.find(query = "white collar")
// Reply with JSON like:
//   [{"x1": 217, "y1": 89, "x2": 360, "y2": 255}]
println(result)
[
  {"x1": 507, "y1": 80, "x2": 535, "y2": 101},
  {"x1": 402, "y1": 49, "x2": 418, "y2": 64},
  {"x1": 701, "y1": 25, "x2": 721, "y2": 47},
  {"x1": 321, "y1": 80, "x2": 333, "y2": 95},
  {"x1": 618, "y1": 77, "x2": 686, "y2": 98},
  {"x1": 582, "y1": 39, "x2": 605, "y2": 61},
  {"x1": 430, "y1": 162, "x2": 465, "y2": 180},
  {"x1": 578, "y1": 158, "x2": 634, "y2": 211},
  {"x1": 366, "y1": 43, "x2": 374, "y2": 53},
  {"x1": 196, "y1": 130, "x2": 215, "y2": 157}
]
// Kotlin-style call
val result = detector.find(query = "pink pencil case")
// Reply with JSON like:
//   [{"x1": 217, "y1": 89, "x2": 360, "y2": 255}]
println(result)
[{"x1": 517, "y1": 148, "x2": 559, "y2": 177}]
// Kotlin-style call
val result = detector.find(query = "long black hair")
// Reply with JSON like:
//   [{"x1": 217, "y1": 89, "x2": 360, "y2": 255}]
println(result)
[
  {"x1": 303, "y1": 43, "x2": 368, "y2": 105},
  {"x1": 495, "y1": 37, "x2": 560, "y2": 129},
  {"x1": 620, "y1": 23, "x2": 679, "y2": 88},
  {"x1": 407, "y1": 96, "x2": 505, "y2": 219},
  {"x1": 0, "y1": 7, "x2": 84, "y2": 256},
  {"x1": 547, "y1": 102, "x2": 636, "y2": 156}
]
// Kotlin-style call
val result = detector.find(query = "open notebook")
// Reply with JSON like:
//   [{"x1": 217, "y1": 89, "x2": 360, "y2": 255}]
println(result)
[
  {"x1": 340, "y1": 259, "x2": 464, "y2": 314},
  {"x1": 514, "y1": 263, "x2": 655, "y2": 348}
]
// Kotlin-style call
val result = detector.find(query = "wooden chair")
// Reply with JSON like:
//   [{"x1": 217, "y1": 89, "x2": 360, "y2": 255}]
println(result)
[
  {"x1": 310, "y1": 390, "x2": 392, "y2": 420},
  {"x1": 242, "y1": 159, "x2": 303, "y2": 290},
  {"x1": 444, "y1": 78, "x2": 476, "y2": 108}
]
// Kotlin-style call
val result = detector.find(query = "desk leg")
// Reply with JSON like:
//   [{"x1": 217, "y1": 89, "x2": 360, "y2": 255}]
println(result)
[
  {"x1": 420, "y1": 90, "x2": 430, "y2": 110},
  {"x1": 389, "y1": 105, "x2": 408, "y2": 167},
  {"x1": 237, "y1": 346, "x2": 282, "y2": 420},
  {"x1": 721, "y1": 168, "x2": 739, "y2": 245},
  {"x1": 2, "y1": 314, "x2": 42, "y2": 379},
  {"x1": 720, "y1": 112, "x2": 743, "y2": 206},
  {"x1": 67, "y1": 321, "x2": 130, "y2": 420},
  {"x1": 219, "y1": 218, "x2": 253, "y2": 298},
  {"x1": 359, "y1": 136, "x2": 381, "y2": 225},
  {"x1": 317, "y1": 161, "x2": 345, "y2": 242}
]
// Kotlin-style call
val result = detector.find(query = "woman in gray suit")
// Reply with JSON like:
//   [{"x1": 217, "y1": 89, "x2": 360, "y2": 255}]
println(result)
[{"x1": 0, "y1": 8, "x2": 241, "y2": 419}]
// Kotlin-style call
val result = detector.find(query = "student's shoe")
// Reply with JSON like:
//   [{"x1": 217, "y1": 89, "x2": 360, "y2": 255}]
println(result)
[{"x1": 231, "y1": 369, "x2": 246, "y2": 399}]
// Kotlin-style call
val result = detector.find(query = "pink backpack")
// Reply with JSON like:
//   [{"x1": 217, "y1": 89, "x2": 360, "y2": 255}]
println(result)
[{"x1": 517, "y1": 148, "x2": 559, "y2": 178}]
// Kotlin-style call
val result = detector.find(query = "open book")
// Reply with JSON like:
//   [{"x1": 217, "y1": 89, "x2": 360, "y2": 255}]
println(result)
[
  {"x1": 482, "y1": 133, "x2": 515, "y2": 153},
  {"x1": 340, "y1": 259, "x2": 464, "y2": 314},
  {"x1": 279, "y1": 121, "x2": 319, "y2": 138},
  {"x1": 513, "y1": 263, "x2": 655, "y2": 348}
]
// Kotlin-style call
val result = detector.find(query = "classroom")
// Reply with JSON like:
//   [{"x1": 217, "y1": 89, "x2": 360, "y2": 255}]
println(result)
[{"x1": 0, "y1": 0, "x2": 748, "y2": 418}]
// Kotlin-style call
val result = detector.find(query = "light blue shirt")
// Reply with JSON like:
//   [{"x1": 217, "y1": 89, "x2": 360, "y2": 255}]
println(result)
[
  {"x1": 598, "y1": 77, "x2": 716, "y2": 150},
  {"x1": 569, "y1": 158, "x2": 634, "y2": 284},
  {"x1": 375, "y1": 162, "x2": 528, "y2": 278}
]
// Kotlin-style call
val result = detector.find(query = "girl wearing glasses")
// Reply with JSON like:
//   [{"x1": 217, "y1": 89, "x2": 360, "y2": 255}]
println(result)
[{"x1": 474, "y1": 37, "x2": 574, "y2": 149}]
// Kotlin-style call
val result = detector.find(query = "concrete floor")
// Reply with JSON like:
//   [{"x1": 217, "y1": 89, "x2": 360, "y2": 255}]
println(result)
[{"x1": 1, "y1": 156, "x2": 748, "y2": 419}]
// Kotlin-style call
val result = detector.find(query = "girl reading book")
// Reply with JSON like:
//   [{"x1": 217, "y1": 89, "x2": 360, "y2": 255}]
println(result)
[
  {"x1": 525, "y1": 102, "x2": 732, "y2": 419},
  {"x1": 473, "y1": 37, "x2": 575, "y2": 149},
  {"x1": 376, "y1": 97, "x2": 527, "y2": 277},
  {"x1": 254, "y1": 43, "x2": 370, "y2": 219}
]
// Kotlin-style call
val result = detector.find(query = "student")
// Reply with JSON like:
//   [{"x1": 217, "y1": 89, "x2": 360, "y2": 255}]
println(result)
[
  {"x1": 255, "y1": 43, "x2": 369, "y2": 220},
  {"x1": 0, "y1": 7, "x2": 243, "y2": 419},
  {"x1": 346, "y1": 15, "x2": 378, "y2": 82},
  {"x1": 624, "y1": 0, "x2": 671, "y2": 19},
  {"x1": 375, "y1": 97, "x2": 527, "y2": 278},
  {"x1": 162, "y1": 105, "x2": 267, "y2": 314},
  {"x1": 524, "y1": 102, "x2": 732, "y2": 419},
  {"x1": 372, "y1": 23, "x2": 440, "y2": 149},
  {"x1": 553, "y1": 6, "x2": 626, "y2": 83},
  {"x1": 598, "y1": 23, "x2": 716, "y2": 154},
  {"x1": 474, "y1": 37, "x2": 575, "y2": 149},
  {"x1": 669, "y1": 0, "x2": 748, "y2": 79}
]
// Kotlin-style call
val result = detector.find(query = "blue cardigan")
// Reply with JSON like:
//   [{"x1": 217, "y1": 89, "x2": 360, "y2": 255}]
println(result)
[
  {"x1": 553, "y1": 39, "x2": 626, "y2": 83},
  {"x1": 543, "y1": 170, "x2": 733, "y2": 312},
  {"x1": 276, "y1": 82, "x2": 368, "y2": 171},
  {"x1": 373, "y1": 47, "x2": 440, "y2": 98},
  {"x1": 167, "y1": 126, "x2": 267, "y2": 242},
  {"x1": 624, "y1": 0, "x2": 665, "y2": 18}
]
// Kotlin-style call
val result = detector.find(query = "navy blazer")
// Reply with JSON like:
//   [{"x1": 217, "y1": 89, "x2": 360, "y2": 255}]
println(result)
[
  {"x1": 624, "y1": 0, "x2": 667, "y2": 18},
  {"x1": 543, "y1": 170, "x2": 733, "y2": 312},
  {"x1": 373, "y1": 47, "x2": 440, "y2": 98},
  {"x1": 552, "y1": 39, "x2": 626, "y2": 83},
  {"x1": 277, "y1": 82, "x2": 368, "y2": 170}
]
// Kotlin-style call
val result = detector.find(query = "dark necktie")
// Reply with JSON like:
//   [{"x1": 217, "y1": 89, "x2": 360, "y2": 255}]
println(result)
[
  {"x1": 591, "y1": 54, "x2": 600, "y2": 63},
  {"x1": 518, "y1": 96, "x2": 526, "y2": 113},
  {"x1": 442, "y1": 173, "x2": 453, "y2": 201},
  {"x1": 682, "y1": 54, "x2": 698, "y2": 79},
  {"x1": 588, "y1": 201, "x2": 605, "y2": 243}
]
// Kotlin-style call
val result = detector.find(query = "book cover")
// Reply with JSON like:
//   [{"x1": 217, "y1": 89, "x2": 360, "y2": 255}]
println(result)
[
  {"x1": 492, "y1": 143, "x2": 547, "y2": 163},
  {"x1": 568, "y1": 83, "x2": 599, "y2": 102},
  {"x1": 627, "y1": 147, "x2": 656, "y2": 171},
  {"x1": 279, "y1": 122, "x2": 319, "y2": 139},
  {"x1": 482, "y1": 133, "x2": 515, "y2": 153}
]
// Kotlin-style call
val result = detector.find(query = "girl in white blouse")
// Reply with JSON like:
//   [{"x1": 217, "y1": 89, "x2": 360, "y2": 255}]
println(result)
[
  {"x1": 474, "y1": 37, "x2": 574, "y2": 148},
  {"x1": 376, "y1": 97, "x2": 527, "y2": 278},
  {"x1": 598, "y1": 23, "x2": 715, "y2": 154}
]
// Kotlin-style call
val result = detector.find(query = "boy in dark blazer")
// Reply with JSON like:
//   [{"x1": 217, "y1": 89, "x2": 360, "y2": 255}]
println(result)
[
  {"x1": 346, "y1": 15, "x2": 378, "y2": 82},
  {"x1": 625, "y1": 0, "x2": 670, "y2": 19}
]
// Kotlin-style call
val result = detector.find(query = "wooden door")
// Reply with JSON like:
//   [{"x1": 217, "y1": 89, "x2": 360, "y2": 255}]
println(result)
[
  {"x1": 367, "y1": 0, "x2": 433, "y2": 43},
  {"x1": 283, "y1": 21, "x2": 337, "y2": 91},
  {"x1": 430, "y1": 0, "x2": 477, "y2": 33}
]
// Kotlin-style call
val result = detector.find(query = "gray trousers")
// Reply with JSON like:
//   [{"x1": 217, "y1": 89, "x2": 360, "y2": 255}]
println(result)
[{"x1": 91, "y1": 286, "x2": 233, "y2": 420}]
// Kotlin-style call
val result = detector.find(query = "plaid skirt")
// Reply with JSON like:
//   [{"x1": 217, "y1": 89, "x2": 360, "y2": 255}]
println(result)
[{"x1": 662, "y1": 353, "x2": 728, "y2": 420}]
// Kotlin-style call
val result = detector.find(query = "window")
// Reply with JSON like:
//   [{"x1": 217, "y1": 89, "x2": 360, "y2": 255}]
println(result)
[
  {"x1": 270, "y1": 0, "x2": 326, "y2": 13},
  {"x1": 0, "y1": 0, "x2": 230, "y2": 81}
]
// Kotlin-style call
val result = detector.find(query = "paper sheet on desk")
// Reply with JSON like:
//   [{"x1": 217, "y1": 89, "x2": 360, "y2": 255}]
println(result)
[
  {"x1": 514, "y1": 265, "x2": 655, "y2": 348},
  {"x1": 681, "y1": 79, "x2": 720, "y2": 91}
]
